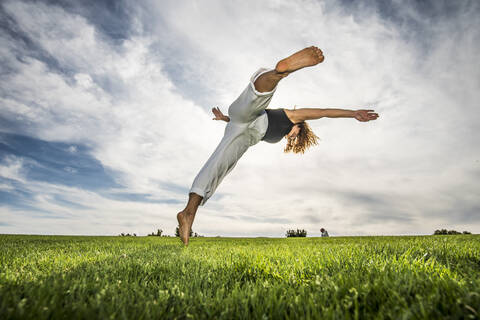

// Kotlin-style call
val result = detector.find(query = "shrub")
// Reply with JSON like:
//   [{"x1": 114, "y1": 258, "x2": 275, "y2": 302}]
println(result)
[{"x1": 286, "y1": 229, "x2": 307, "y2": 237}]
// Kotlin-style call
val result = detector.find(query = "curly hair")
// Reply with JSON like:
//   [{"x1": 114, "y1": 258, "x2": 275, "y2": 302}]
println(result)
[{"x1": 284, "y1": 121, "x2": 319, "y2": 154}]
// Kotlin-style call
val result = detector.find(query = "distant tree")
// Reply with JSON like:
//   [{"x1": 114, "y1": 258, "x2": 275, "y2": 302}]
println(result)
[
  {"x1": 434, "y1": 229, "x2": 470, "y2": 235},
  {"x1": 148, "y1": 229, "x2": 163, "y2": 237},
  {"x1": 447, "y1": 230, "x2": 461, "y2": 235},
  {"x1": 175, "y1": 226, "x2": 193, "y2": 237},
  {"x1": 286, "y1": 229, "x2": 307, "y2": 237}
]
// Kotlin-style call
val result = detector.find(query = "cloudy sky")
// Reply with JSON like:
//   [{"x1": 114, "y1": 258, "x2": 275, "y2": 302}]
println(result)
[{"x1": 0, "y1": 0, "x2": 479, "y2": 237}]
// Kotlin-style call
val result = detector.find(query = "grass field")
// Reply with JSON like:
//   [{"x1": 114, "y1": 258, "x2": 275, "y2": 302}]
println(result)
[{"x1": 1, "y1": 235, "x2": 479, "y2": 319}]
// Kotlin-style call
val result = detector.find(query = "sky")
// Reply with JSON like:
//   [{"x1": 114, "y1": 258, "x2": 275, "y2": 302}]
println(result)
[{"x1": 0, "y1": 0, "x2": 479, "y2": 237}]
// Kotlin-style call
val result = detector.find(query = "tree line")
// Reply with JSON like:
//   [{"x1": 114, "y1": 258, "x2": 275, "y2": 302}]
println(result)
[
  {"x1": 120, "y1": 227, "x2": 473, "y2": 237},
  {"x1": 434, "y1": 229, "x2": 471, "y2": 235}
]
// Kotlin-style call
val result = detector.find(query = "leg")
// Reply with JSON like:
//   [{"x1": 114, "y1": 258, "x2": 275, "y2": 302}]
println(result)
[
  {"x1": 180, "y1": 124, "x2": 251, "y2": 246},
  {"x1": 177, "y1": 192, "x2": 202, "y2": 246},
  {"x1": 254, "y1": 46, "x2": 324, "y2": 93},
  {"x1": 253, "y1": 70, "x2": 289, "y2": 93},
  {"x1": 228, "y1": 68, "x2": 278, "y2": 123}
]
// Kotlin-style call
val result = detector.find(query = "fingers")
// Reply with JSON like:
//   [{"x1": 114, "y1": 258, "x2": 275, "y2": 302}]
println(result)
[
  {"x1": 358, "y1": 109, "x2": 379, "y2": 119},
  {"x1": 355, "y1": 112, "x2": 379, "y2": 122},
  {"x1": 212, "y1": 106, "x2": 225, "y2": 121},
  {"x1": 212, "y1": 107, "x2": 223, "y2": 117},
  {"x1": 364, "y1": 115, "x2": 378, "y2": 121}
]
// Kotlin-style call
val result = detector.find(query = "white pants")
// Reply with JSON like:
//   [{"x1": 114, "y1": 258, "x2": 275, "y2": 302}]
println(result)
[{"x1": 190, "y1": 68, "x2": 276, "y2": 205}]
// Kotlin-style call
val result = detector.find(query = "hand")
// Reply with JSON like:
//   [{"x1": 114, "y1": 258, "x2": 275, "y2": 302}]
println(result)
[
  {"x1": 354, "y1": 109, "x2": 379, "y2": 122},
  {"x1": 212, "y1": 107, "x2": 229, "y2": 122}
]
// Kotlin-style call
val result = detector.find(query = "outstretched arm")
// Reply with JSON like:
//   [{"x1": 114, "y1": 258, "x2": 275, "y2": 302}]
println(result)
[
  {"x1": 212, "y1": 107, "x2": 230, "y2": 122},
  {"x1": 285, "y1": 108, "x2": 379, "y2": 123}
]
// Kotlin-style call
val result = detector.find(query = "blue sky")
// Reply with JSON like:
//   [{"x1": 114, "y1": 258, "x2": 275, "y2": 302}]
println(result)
[{"x1": 0, "y1": 0, "x2": 479, "y2": 236}]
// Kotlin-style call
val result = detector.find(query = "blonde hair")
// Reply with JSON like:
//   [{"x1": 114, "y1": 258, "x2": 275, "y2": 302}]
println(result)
[{"x1": 284, "y1": 121, "x2": 319, "y2": 154}]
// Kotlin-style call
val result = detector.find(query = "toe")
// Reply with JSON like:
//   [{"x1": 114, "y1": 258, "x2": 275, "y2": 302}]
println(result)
[{"x1": 317, "y1": 51, "x2": 324, "y2": 62}]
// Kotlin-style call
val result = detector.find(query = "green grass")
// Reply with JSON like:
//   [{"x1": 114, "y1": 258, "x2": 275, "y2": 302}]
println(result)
[{"x1": 0, "y1": 235, "x2": 479, "y2": 319}]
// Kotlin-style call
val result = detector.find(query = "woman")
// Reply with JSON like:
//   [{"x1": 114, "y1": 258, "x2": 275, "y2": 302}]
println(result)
[{"x1": 177, "y1": 46, "x2": 379, "y2": 245}]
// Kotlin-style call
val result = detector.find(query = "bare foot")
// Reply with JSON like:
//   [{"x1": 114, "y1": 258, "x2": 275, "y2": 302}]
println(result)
[
  {"x1": 275, "y1": 46, "x2": 324, "y2": 74},
  {"x1": 177, "y1": 210, "x2": 195, "y2": 246}
]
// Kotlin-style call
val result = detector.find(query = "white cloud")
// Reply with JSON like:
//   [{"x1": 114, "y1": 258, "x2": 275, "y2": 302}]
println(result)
[
  {"x1": 0, "y1": 179, "x2": 182, "y2": 236},
  {"x1": 1, "y1": 0, "x2": 218, "y2": 194},
  {"x1": 67, "y1": 145, "x2": 78, "y2": 153},
  {"x1": 0, "y1": 156, "x2": 25, "y2": 183},
  {"x1": 0, "y1": 0, "x2": 479, "y2": 236}
]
